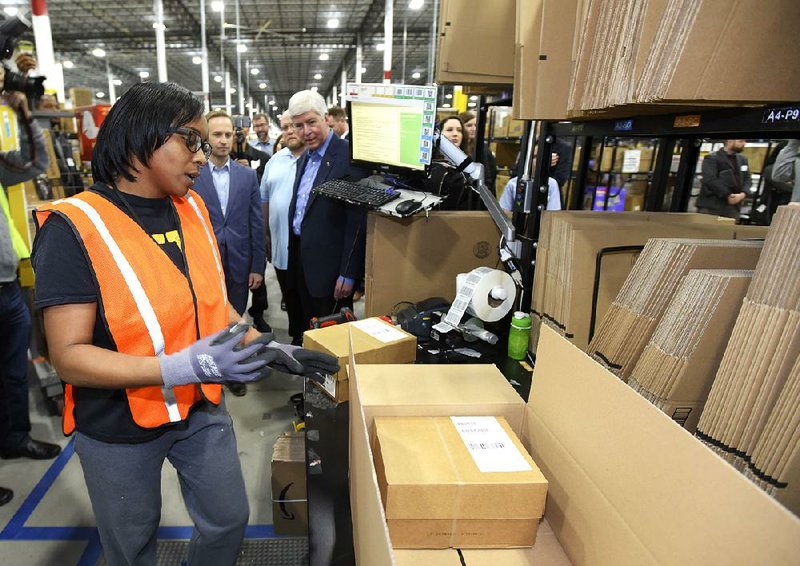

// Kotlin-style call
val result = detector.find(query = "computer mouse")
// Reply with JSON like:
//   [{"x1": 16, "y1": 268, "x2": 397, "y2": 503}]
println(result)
[{"x1": 395, "y1": 199, "x2": 422, "y2": 215}]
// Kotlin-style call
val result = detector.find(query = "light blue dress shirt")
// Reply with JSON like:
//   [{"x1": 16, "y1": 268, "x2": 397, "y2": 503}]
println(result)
[
  {"x1": 259, "y1": 147, "x2": 300, "y2": 270},
  {"x1": 253, "y1": 139, "x2": 273, "y2": 158},
  {"x1": 292, "y1": 131, "x2": 334, "y2": 237},
  {"x1": 210, "y1": 159, "x2": 231, "y2": 217}
]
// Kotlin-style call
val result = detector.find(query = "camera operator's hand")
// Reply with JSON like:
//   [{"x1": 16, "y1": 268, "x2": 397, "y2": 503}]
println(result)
[
  {"x1": 15, "y1": 53, "x2": 37, "y2": 75},
  {"x1": 4, "y1": 91, "x2": 31, "y2": 122}
]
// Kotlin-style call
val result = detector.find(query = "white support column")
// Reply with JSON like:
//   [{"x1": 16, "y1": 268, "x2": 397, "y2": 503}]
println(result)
[
  {"x1": 235, "y1": 0, "x2": 244, "y2": 114},
  {"x1": 224, "y1": 70, "x2": 232, "y2": 112},
  {"x1": 106, "y1": 60, "x2": 116, "y2": 104},
  {"x1": 355, "y1": 36, "x2": 363, "y2": 83},
  {"x1": 31, "y1": 0, "x2": 64, "y2": 101},
  {"x1": 340, "y1": 69, "x2": 346, "y2": 105},
  {"x1": 153, "y1": 0, "x2": 168, "y2": 82},
  {"x1": 383, "y1": 0, "x2": 393, "y2": 83},
  {"x1": 200, "y1": 0, "x2": 210, "y2": 111},
  {"x1": 332, "y1": 85, "x2": 337, "y2": 107}
]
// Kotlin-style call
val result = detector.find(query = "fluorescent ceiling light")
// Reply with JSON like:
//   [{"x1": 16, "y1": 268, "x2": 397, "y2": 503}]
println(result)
[
  {"x1": 96, "y1": 92, "x2": 105, "y2": 98},
  {"x1": 211, "y1": 1, "x2": 224, "y2": 12},
  {"x1": 360, "y1": 67, "x2": 367, "y2": 73},
  {"x1": 214, "y1": 75, "x2": 223, "y2": 82},
  {"x1": 112, "y1": 79, "x2": 122, "y2": 86},
  {"x1": 409, "y1": 0, "x2": 424, "y2": 10},
  {"x1": 376, "y1": 43, "x2": 385, "y2": 51},
  {"x1": 268, "y1": 99, "x2": 276, "y2": 105},
  {"x1": 62, "y1": 60, "x2": 74, "y2": 69},
  {"x1": 192, "y1": 56, "x2": 202, "y2": 65},
  {"x1": 250, "y1": 68, "x2": 259, "y2": 75},
  {"x1": 237, "y1": 44, "x2": 247, "y2": 53},
  {"x1": 313, "y1": 73, "x2": 322, "y2": 80},
  {"x1": 92, "y1": 48, "x2": 106, "y2": 58},
  {"x1": 442, "y1": 103, "x2": 451, "y2": 108},
  {"x1": 319, "y1": 53, "x2": 329, "y2": 61},
  {"x1": 259, "y1": 82, "x2": 267, "y2": 89},
  {"x1": 411, "y1": 72, "x2": 421, "y2": 79},
  {"x1": 139, "y1": 70, "x2": 150, "y2": 79},
  {"x1": 327, "y1": 18, "x2": 339, "y2": 29}
]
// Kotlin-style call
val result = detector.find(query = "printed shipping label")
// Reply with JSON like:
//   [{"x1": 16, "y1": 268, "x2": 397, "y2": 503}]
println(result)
[
  {"x1": 351, "y1": 318, "x2": 408, "y2": 343},
  {"x1": 451, "y1": 416, "x2": 532, "y2": 473}
]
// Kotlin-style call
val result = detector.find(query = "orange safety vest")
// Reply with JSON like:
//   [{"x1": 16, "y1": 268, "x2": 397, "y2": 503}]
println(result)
[{"x1": 34, "y1": 190, "x2": 229, "y2": 434}]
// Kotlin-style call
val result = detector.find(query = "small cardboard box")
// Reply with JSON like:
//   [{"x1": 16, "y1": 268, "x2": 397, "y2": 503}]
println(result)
[
  {"x1": 349, "y1": 325, "x2": 800, "y2": 565},
  {"x1": 271, "y1": 432, "x2": 307, "y2": 536},
  {"x1": 373, "y1": 416, "x2": 548, "y2": 549},
  {"x1": 304, "y1": 318, "x2": 416, "y2": 403}
]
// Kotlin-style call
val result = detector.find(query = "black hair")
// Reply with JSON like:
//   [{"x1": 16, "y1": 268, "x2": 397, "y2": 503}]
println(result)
[{"x1": 91, "y1": 82, "x2": 204, "y2": 184}]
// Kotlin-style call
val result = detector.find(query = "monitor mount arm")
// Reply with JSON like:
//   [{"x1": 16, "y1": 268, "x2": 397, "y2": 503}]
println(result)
[{"x1": 435, "y1": 130, "x2": 522, "y2": 263}]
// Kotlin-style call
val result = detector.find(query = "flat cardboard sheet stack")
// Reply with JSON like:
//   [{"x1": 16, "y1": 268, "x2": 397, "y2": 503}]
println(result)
[
  {"x1": 628, "y1": 269, "x2": 753, "y2": 432},
  {"x1": 589, "y1": 238, "x2": 763, "y2": 380},
  {"x1": 514, "y1": 0, "x2": 800, "y2": 120},
  {"x1": 531, "y1": 211, "x2": 767, "y2": 353},
  {"x1": 696, "y1": 204, "x2": 800, "y2": 515}
]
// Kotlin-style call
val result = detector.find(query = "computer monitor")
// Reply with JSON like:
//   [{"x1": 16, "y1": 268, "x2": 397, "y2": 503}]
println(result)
[{"x1": 345, "y1": 82, "x2": 437, "y2": 173}]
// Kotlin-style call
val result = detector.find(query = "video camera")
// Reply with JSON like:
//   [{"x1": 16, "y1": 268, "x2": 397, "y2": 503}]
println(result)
[
  {"x1": 0, "y1": 13, "x2": 46, "y2": 98},
  {"x1": 232, "y1": 115, "x2": 251, "y2": 144}
]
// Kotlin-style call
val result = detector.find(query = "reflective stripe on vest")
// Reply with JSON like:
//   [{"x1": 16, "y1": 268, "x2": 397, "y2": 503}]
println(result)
[{"x1": 35, "y1": 190, "x2": 228, "y2": 433}]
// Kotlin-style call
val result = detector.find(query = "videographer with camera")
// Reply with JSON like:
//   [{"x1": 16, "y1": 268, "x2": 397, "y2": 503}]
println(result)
[
  {"x1": 0, "y1": 43, "x2": 55, "y2": 507},
  {"x1": 230, "y1": 115, "x2": 269, "y2": 183}
]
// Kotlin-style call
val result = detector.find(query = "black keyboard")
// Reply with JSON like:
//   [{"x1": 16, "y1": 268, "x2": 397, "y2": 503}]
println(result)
[{"x1": 312, "y1": 178, "x2": 401, "y2": 209}]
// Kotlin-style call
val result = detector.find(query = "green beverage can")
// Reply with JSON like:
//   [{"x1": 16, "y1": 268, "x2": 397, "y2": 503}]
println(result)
[{"x1": 507, "y1": 311, "x2": 532, "y2": 360}]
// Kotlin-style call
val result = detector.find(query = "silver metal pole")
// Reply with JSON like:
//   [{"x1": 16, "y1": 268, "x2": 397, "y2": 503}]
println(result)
[
  {"x1": 355, "y1": 36, "x2": 363, "y2": 83},
  {"x1": 154, "y1": 0, "x2": 167, "y2": 82},
  {"x1": 402, "y1": 15, "x2": 407, "y2": 83},
  {"x1": 200, "y1": 0, "x2": 210, "y2": 111},
  {"x1": 383, "y1": 0, "x2": 393, "y2": 84},
  {"x1": 235, "y1": 0, "x2": 244, "y2": 114},
  {"x1": 428, "y1": 0, "x2": 439, "y2": 83},
  {"x1": 106, "y1": 60, "x2": 116, "y2": 103}
]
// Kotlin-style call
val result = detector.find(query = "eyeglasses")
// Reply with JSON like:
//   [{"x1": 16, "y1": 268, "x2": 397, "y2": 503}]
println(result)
[{"x1": 169, "y1": 127, "x2": 212, "y2": 158}]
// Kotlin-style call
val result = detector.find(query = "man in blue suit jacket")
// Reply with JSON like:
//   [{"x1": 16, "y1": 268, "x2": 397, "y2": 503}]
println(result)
[
  {"x1": 285, "y1": 90, "x2": 366, "y2": 344},
  {"x1": 193, "y1": 111, "x2": 266, "y2": 318}
]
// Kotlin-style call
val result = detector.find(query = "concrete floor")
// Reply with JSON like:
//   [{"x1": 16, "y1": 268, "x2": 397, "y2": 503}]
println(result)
[{"x1": 0, "y1": 267, "x2": 362, "y2": 565}]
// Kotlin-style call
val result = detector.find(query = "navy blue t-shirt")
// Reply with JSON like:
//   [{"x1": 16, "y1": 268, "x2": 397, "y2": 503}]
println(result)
[{"x1": 31, "y1": 183, "x2": 209, "y2": 443}]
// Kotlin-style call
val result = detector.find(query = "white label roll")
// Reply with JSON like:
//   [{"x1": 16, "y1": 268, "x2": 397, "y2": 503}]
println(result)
[{"x1": 446, "y1": 267, "x2": 517, "y2": 326}]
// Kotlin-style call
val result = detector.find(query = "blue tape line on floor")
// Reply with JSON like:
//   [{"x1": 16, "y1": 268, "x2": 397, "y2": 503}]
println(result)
[
  {"x1": 0, "y1": 437, "x2": 76, "y2": 539},
  {"x1": 76, "y1": 529, "x2": 102, "y2": 566}
]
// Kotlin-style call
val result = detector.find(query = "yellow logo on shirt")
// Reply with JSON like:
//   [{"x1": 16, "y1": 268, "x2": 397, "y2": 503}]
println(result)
[{"x1": 151, "y1": 230, "x2": 182, "y2": 250}]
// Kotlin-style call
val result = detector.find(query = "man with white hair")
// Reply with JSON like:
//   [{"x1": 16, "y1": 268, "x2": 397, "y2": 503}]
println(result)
[{"x1": 286, "y1": 89, "x2": 365, "y2": 344}]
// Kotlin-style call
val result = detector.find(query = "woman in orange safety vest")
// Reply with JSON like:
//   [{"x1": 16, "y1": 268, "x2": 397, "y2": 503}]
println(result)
[{"x1": 31, "y1": 82, "x2": 337, "y2": 566}]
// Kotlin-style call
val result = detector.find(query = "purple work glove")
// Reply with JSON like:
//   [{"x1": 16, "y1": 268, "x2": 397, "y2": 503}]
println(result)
[
  {"x1": 264, "y1": 340, "x2": 340, "y2": 383},
  {"x1": 160, "y1": 323, "x2": 297, "y2": 388}
]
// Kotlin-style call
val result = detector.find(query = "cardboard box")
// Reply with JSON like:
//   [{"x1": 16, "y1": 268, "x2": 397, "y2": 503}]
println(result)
[
  {"x1": 349, "y1": 325, "x2": 800, "y2": 565},
  {"x1": 491, "y1": 107, "x2": 510, "y2": 139},
  {"x1": 506, "y1": 119, "x2": 525, "y2": 138},
  {"x1": 271, "y1": 432, "x2": 307, "y2": 536},
  {"x1": 436, "y1": 0, "x2": 515, "y2": 85},
  {"x1": 303, "y1": 318, "x2": 416, "y2": 403},
  {"x1": 373, "y1": 416, "x2": 548, "y2": 549},
  {"x1": 68, "y1": 87, "x2": 93, "y2": 108},
  {"x1": 365, "y1": 212, "x2": 501, "y2": 318}
]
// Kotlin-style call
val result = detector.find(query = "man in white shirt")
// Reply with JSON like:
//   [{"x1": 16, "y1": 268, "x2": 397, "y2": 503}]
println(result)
[{"x1": 260, "y1": 113, "x2": 305, "y2": 343}]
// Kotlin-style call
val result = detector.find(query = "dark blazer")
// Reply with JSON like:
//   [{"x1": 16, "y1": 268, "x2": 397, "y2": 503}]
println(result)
[
  {"x1": 192, "y1": 159, "x2": 266, "y2": 285},
  {"x1": 697, "y1": 148, "x2": 752, "y2": 218},
  {"x1": 288, "y1": 133, "x2": 367, "y2": 298}
]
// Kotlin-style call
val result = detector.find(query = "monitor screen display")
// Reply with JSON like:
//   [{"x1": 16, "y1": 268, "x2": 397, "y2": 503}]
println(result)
[{"x1": 346, "y1": 83, "x2": 437, "y2": 172}]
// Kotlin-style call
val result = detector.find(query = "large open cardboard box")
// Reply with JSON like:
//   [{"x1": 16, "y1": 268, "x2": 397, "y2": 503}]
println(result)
[{"x1": 349, "y1": 325, "x2": 800, "y2": 565}]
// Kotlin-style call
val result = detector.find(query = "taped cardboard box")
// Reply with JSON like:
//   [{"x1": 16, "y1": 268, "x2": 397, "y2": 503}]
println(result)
[
  {"x1": 373, "y1": 416, "x2": 547, "y2": 549},
  {"x1": 303, "y1": 318, "x2": 416, "y2": 403},
  {"x1": 271, "y1": 432, "x2": 307, "y2": 536},
  {"x1": 349, "y1": 325, "x2": 800, "y2": 565},
  {"x1": 365, "y1": 211, "x2": 501, "y2": 318}
]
